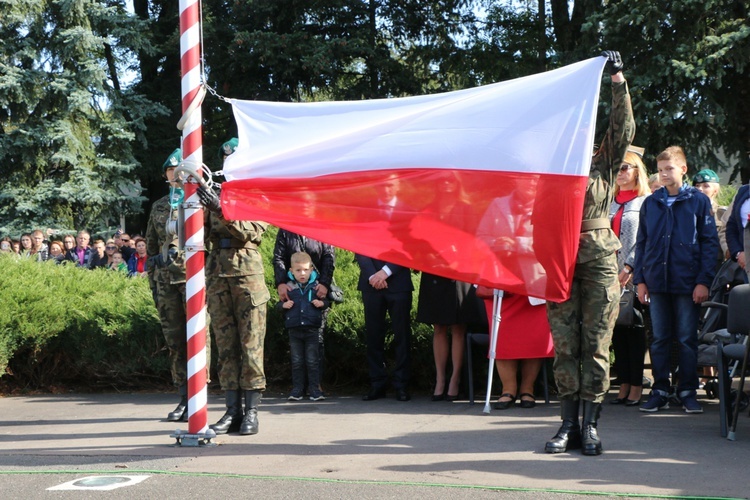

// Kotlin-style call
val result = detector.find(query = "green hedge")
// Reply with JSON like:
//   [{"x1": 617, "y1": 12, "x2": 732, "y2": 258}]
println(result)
[{"x1": 0, "y1": 229, "x2": 439, "y2": 393}]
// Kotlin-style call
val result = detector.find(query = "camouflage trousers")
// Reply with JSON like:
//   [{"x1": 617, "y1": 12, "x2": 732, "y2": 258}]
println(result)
[
  {"x1": 156, "y1": 281, "x2": 211, "y2": 387},
  {"x1": 546, "y1": 252, "x2": 619, "y2": 403},
  {"x1": 207, "y1": 274, "x2": 269, "y2": 391}
]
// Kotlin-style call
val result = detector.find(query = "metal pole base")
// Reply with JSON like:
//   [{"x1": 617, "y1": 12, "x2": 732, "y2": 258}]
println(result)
[{"x1": 170, "y1": 428, "x2": 217, "y2": 447}]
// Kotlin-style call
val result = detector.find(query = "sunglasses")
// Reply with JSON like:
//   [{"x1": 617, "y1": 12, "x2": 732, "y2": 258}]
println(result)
[
  {"x1": 106, "y1": 245, "x2": 117, "y2": 250},
  {"x1": 618, "y1": 164, "x2": 635, "y2": 173},
  {"x1": 121, "y1": 238, "x2": 130, "y2": 242}
]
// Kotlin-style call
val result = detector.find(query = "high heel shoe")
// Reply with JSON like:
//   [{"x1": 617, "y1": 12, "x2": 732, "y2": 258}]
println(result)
[
  {"x1": 445, "y1": 393, "x2": 459, "y2": 402},
  {"x1": 431, "y1": 393, "x2": 445, "y2": 401}
]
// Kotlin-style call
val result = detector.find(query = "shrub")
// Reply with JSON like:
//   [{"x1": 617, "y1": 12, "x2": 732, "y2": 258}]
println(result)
[
  {"x1": 0, "y1": 254, "x2": 165, "y2": 390},
  {"x1": 0, "y1": 229, "x2": 439, "y2": 393}
]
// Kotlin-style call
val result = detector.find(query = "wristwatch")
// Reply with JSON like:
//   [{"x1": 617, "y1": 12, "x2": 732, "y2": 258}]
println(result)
[{"x1": 624, "y1": 266, "x2": 633, "y2": 274}]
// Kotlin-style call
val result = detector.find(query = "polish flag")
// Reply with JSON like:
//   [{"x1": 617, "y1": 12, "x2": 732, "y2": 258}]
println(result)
[{"x1": 221, "y1": 57, "x2": 607, "y2": 302}]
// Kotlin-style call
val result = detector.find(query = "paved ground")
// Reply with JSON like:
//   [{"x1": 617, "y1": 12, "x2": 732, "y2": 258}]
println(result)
[{"x1": 0, "y1": 389, "x2": 748, "y2": 499}]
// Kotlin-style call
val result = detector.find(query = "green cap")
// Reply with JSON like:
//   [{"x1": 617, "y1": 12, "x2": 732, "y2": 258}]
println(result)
[
  {"x1": 219, "y1": 138, "x2": 239, "y2": 159},
  {"x1": 692, "y1": 169, "x2": 720, "y2": 185},
  {"x1": 162, "y1": 148, "x2": 182, "y2": 172}
]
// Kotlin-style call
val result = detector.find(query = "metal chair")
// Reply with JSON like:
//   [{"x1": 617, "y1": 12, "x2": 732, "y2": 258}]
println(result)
[
  {"x1": 712, "y1": 284, "x2": 750, "y2": 439},
  {"x1": 465, "y1": 331, "x2": 550, "y2": 405}
]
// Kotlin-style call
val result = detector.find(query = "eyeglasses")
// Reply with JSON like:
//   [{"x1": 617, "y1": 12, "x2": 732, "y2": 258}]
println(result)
[
  {"x1": 106, "y1": 246, "x2": 117, "y2": 250},
  {"x1": 121, "y1": 238, "x2": 130, "y2": 242},
  {"x1": 618, "y1": 164, "x2": 635, "y2": 173}
]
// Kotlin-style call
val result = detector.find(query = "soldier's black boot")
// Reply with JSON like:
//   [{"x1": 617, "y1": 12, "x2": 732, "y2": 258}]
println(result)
[
  {"x1": 545, "y1": 399, "x2": 582, "y2": 453},
  {"x1": 581, "y1": 400, "x2": 603, "y2": 456},
  {"x1": 210, "y1": 390, "x2": 242, "y2": 434},
  {"x1": 167, "y1": 384, "x2": 188, "y2": 422},
  {"x1": 240, "y1": 390, "x2": 261, "y2": 435}
]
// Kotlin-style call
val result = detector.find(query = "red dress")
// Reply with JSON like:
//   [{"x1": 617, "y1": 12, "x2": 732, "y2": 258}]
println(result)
[{"x1": 484, "y1": 294, "x2": 554, "y2": 360}]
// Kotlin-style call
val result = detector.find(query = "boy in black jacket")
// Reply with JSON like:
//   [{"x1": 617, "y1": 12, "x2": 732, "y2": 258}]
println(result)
[{"x1": 278, "y1": 252, "x2": 329, "y2": 401}]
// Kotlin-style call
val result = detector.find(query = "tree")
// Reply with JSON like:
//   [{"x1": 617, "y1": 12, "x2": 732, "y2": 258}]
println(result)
[
  {"x1": 585, "y1": 0, "x2": 750, "y2": 181},
  {"x1": 0, "y1": 0, "x2": 165, "y2": 236}
]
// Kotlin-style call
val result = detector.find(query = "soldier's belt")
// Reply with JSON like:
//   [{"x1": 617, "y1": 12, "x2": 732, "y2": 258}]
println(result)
[
  {"x1": 218, "y1": 238, "x2": 257, "y2": 249},
  {"x1": 580, "y1": 218, "x2": 611, "y2": 232}
]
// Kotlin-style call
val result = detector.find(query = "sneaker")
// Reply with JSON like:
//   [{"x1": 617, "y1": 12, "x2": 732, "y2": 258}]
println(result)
[
  {"x1": 682, "y1": 396, "x2": 703, "y2": 414},
  {"x1": 640, "y1": 393, "x2": 669, "y2": 413},
  {"x1": 309, "y1": 391, "x2": 326, "y2": 401},
  {"x1": 288, "y1": 389, "x2": 304, "y2": 401}
]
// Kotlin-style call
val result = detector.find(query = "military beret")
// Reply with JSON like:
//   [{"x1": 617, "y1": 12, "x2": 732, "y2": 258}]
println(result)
[
  {"x1": 162, "y1": 148, "x2": 182, "y2": 172},
  {"x1": 692, "y1": 169, "x2": 720, "y2": 185},
  {"x1": 219, "y1": 138, "x2": 239, "y2": 159}
]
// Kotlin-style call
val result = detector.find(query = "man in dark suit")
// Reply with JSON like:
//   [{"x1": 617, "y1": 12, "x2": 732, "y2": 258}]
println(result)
[{"x1": 356, "y1": 176, "x2": 414, "y2": 402}]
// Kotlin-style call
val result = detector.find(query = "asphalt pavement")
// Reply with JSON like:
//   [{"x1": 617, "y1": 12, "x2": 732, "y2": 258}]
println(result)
[{"x1": 0, "y1": 389, "x2": 748, "y2": 499}]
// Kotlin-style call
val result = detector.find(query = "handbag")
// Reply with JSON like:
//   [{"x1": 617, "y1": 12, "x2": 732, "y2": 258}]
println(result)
[
  {"x1": 327, "y1": 281, "x2": 345, "y2": 304},
  {"x1": 616, "y1": 285, "x2": 642, "y2": 327}
]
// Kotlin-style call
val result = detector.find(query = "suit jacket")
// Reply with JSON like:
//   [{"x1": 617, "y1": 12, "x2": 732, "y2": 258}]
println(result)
[{"x1": 355, "y1": 255, "x2": 413, "y2": 293}]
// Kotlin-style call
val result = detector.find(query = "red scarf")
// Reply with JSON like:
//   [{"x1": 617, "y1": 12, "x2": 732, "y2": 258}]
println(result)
[
  {"x1": 612, "y1": 189, "x2": 638, "y2": 238},
  {"x1": 135, "y1": 253, "x2": 148, "y2": 273}
]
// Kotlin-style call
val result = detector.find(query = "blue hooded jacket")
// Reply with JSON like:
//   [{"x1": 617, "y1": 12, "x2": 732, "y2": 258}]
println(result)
[
  {"x1": 278, "y1": 269, "x2": 330, "y2": 329},
  {"x1": 633, "y1": 185, "x2": 719, "y2": 294}
]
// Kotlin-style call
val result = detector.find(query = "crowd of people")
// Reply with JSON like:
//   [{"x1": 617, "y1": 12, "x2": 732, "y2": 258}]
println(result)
[
  {"x1": 4, "y1": 52, "x2": 745, "y2": 456},
  {"x1": 1, "y1": 228, "x2": 142, "y2": 276}
]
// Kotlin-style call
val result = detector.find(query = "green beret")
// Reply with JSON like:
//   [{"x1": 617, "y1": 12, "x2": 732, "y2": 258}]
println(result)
[
  {"x1": 219, "y1": 138, "x2": 239, "y2": 159},
  {"x1": 162, "y1": 148, "x2": 182, "y2": 172},
  {"x1": 692, "y1": 169, "x2": 720, "y2": 185}
]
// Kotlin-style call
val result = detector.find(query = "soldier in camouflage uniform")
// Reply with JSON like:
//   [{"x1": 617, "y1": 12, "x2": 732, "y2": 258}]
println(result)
[
  {"x1": 145, "y1": 148, "x2": 211, "y2": 422},
  {"x1": 544, "y1": 52, "x2": 635, "y2": 456},
  {"x1": 198, "y1": 138, "x2": 271, "y2": 436}
]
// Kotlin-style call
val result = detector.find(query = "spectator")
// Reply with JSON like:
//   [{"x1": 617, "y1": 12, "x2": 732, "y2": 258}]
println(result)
[
  {"x1": 65, "y1": 230, "x2": 93, "y2": 267},
  {"x1": 30, "y1": 230, "x2": 49, "y2": 261},
  {"x1": 356, "y1": 175, "x2": 413, "y2": 402},
  {"x1": 273, "y1": 228, "x2": 335, "y2": 396},
  {"x1": 47, "y1": 241, "x2": 66, "y2": 263},
  {"x1": 277, "y1": 252, "x2": 329, "y2": 401},
  {"x1": 692, "y1": 169, "x2": 728, "y2": 264},
  {"x1": 19, "y1": 233, "x2": 33, "y2": 256},
  {"x1": 102, "y1": 239, "x2": 118, "y2": 268},
  {"x1": 11, "y1": 240, "x2": 20, "y2": 254},
  {"x1": 89, "y1": 239, "x2": 108, "y2": 269},
  {"x1": 62, "y1": 234, "x2": 76, "y2": 253},
  {"x1": 608, "y1": 149, "x2": 650, "y2": 406},
  {"x1": 477, "y1": 178, "x2": 554, "y2": 410},
  {"x1": 127, "y1": 237, "x2": 148, "y2": 277},
  {"x1": 1, "y1": 236, "x2": 12, "y2": 253},
  {"x1": 648, "y1": 173, "x2": 662, "y2": 193},
  {"x1": 116, "y1": 231, "x2": 136, "y2": 261},
  {"x1": 416, "y1": 173, "x2": 476, "y2": 401},
  {"x1": 725, "y1": 180, "x2": 750, "y2": 282},
  {"x1": 635, "y1": 146, "x2": 719, "y2": 414},
  {"x1": 110, "y1": 251, "x2": 128, "y2": 273}
]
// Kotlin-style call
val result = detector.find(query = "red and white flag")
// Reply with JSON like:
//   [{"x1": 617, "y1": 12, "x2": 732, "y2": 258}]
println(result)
[{"x1": 221, "y1": 57, "x2": 607, "y2": 302}]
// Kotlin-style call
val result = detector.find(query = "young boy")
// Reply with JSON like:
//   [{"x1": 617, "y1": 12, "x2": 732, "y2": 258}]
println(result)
[
  {"x1": 278, "y1": 252, "x2": 329, "y2": 401},
  {"x1": 110, "y1": 251, "x2": 128, "y2": 274},
  {"x1": 634, "y1": 146, "x2": 719, "y2": 414}
]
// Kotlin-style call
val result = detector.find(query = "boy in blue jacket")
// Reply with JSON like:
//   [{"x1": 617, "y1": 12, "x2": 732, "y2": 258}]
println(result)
[
  {"x1": 278, "y1": 252, "x2": 329, "y2": 401},
  {"x1": 634, "y1": 146, "x2": 719, "y2": 414}
]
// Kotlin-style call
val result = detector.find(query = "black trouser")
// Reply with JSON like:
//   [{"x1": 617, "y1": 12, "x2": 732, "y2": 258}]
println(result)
[
  {"x1": 612, "y1": 324, "x2": 646, "y2": 387},
  {"x1": 362, "y1": 290, "x2": 412, "y2": 390}
]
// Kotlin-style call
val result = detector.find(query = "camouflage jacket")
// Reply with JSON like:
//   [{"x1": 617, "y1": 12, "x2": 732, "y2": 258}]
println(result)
[
  {"x1": 577, "y1": 80, "x2": 636, "y2": 264},
  {"x1": 145, "y1": 195, "x2": 186, "y2": 284},
  {"x1": 205, "y1": 210, "x2": 268, "y2": 278}
]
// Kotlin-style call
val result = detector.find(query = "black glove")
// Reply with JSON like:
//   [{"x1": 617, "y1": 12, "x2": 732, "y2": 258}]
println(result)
[
  {"x1": 197, "y1": 185, "x2": 221, "y2": 214},
  {"x1": 601, "y1": 50, "x2": 623, "y2": 75}
]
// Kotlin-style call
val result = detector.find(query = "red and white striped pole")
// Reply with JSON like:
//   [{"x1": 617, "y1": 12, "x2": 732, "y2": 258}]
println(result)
[{"x1": 179, "y1": 0, "x2": 208, "y2": 437}]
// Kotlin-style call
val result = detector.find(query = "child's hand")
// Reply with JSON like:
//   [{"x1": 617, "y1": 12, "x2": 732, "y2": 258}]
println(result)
[
  {"x1": 312, "y1": 299, "x2": 324, "y2": 308},
  {"x1": 282, "y1": 300, "x2": 294, "y2": 309}
]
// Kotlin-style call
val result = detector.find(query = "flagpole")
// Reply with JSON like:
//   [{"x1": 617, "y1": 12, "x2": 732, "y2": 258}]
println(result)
[
  {"x1": 483, "y1": 289, "x2": 503, "y2": 414},
  {"x1": 170, "y1": 0, "x2": 211, "y2": 446}
]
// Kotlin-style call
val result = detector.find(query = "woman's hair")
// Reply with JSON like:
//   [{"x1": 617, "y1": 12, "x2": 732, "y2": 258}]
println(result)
[
  {"x1": 614, "y1": 151, "x2": 650, "y2": 197},
  {"x1": 133, "y1": 236, "x2": 146, "y2": 248},
  {"x1": 48, "y1": 240, "x2": 65, "y2": 254}
]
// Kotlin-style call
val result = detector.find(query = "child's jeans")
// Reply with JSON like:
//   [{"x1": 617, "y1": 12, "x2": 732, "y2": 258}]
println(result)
[
  {"x1": 289, "y1": 326, "x2": 320, "y2": 393},
  {"x1": 648, "y1": 292, "x2": 699, "y2": 397}
]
